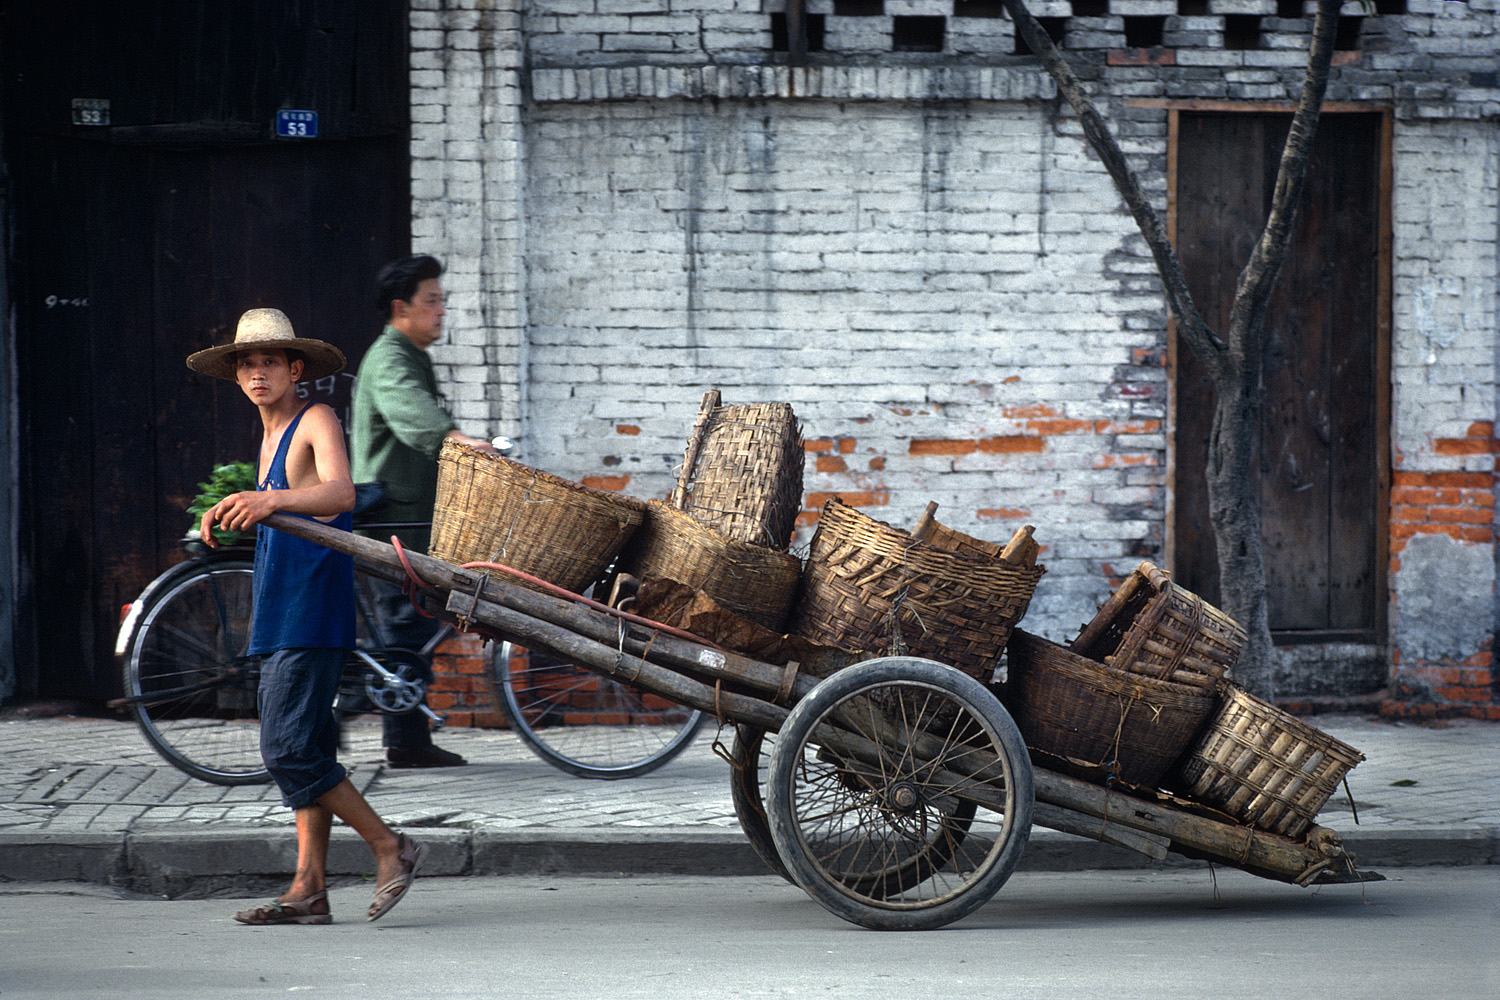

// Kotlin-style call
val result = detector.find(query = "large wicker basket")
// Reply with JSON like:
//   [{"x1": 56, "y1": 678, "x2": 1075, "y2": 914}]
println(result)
[
  {"x1": 615, "y1": 500, "x2": 803, "y2": 632},
  {"x1": 1174, "y1": 685, "x2": 1364, "y2": 839},
  {"x1": 1005, "y1": 629, "x2": 1216, "y2": 789},
  {"x1": 1070, "y1": 561, "x2": 1245, "y2": 691},
  {"x1": 788, "y1": 499, "x2": 1045, "y2": 683},
  {"x1": 670, "y1": 390, "x2": 803, "y2": 550},
  {"x1": 429, "y1": 439, "x2": 648, "y2": 594}
]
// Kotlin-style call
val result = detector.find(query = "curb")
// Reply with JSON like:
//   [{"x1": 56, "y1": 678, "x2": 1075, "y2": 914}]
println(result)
[{"x1": 2, "y1": 825, "x2": 1495, "y2": 893}]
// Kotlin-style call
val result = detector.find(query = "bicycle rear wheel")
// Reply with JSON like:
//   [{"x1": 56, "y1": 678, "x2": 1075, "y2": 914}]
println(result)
[
  {"x1": 121, "y1": 559, "x2": 270, "y2": 785},
  {"x1": 493, "y1": 641, "x2": 705, "y2": 779}
]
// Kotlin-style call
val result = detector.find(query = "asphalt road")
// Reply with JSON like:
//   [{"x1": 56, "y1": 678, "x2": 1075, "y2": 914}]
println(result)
[{"x1": 4, "y1": 868, "x2": 1495, "y2": 999}]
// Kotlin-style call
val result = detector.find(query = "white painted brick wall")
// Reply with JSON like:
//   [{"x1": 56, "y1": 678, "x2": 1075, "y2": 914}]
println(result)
[
  {"x1": 410, "y1": 0, "x2": 527, "y2": 436},
  {"x1": 1391, "y1": 118, "x2": 1500, "y2": 473},
  {"x1": 521, "y1": 98, "x2": 1165, "y2": 631}
]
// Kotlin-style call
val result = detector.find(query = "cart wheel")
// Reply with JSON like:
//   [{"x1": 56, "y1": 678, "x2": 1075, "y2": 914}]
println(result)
[
  {"x1": 733, "y1": 723, "x2": 978, "y2": 895},
  {"x1": 765, "y1": 657, "x2": 1034, "y2": 931},
  {"x1": 729, "y1": 725, "x2": 794, "y2": 883}
]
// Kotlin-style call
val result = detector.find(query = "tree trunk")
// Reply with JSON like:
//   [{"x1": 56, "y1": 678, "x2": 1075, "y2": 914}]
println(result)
[{"x1": 1001, "y1": 0, "x2": 1343, "y2": 699}]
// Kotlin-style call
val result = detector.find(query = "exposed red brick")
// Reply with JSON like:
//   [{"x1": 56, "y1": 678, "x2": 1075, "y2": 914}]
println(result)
[
  {"x1": 582, "y1": 474, "x2": 630, "y2": 491},
  {"x1": 1467, "y1": 422, "x2": 1495, "y2": 438},
  {"x1": 1094, "y1": 419, "x2": 1162, "y2": 434},
  {"x1": 868, "y1": 456, "x2": 886, "y2": 471},
  {"x1": 977, "y1": 508, "x2": 1030, "y2": 521},
  {"x1": 1433, "y1": 437, "x2": 1500, "y2": 456},
  {"x1": 1002, "y1": 403, "x2": 1060, "y2": 419},
  {"x1": 615, "y1": 424, "x2": 640, "y2": 435},
  {"x1": 1428, "y1": 505, "x2": 1494, "y2": 526},
  {"x1": 804, "y1": 438, "x2": 835, "y2": 454},
  {"x1": 910, "y1": 439, "x2": 978, "y2": 456},
  {"x1": 1091, "y1": 454, "x2": 1153, "y2": 468},
  {"x1": 816, "y1": 455, "x2": 847, "y2": 473},
  {"x1": 804, "y1": 490, "x2": 888, "y2": 509},
  {"x1": 838, "y1": 438, "x2": 856, "y2": 454},
  {"x1": 1423, "y1": 472, "x2": 1493, "y2": 489},
  {"x1": 1330, "y1": 50, "x2": 1360, "y2": 66},
  {"x1": 977, "y1": 436, "x2": 1045, "y2": 454}
]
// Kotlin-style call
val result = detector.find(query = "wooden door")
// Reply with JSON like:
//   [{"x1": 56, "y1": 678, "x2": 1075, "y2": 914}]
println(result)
[
  {"x1": 5, "y1": 2, "x2": 410, "y2": 699},
  {"x1": 1171, "y1": 111, "x2": 1388, "y2": 641}
]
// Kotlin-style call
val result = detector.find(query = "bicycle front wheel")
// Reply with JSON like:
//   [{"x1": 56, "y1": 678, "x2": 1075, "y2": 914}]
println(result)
[
  {"x1": 493, "y1": 641, "x2": 705, "y2": 779},
  {"x1": 121, "y1": 559, "x2": 270, "y2": 785}
]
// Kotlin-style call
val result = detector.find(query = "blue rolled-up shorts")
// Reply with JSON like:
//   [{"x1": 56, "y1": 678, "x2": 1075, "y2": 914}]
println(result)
[{"x1": 258, "y1": 647, "x2": 348, "y2": 810}]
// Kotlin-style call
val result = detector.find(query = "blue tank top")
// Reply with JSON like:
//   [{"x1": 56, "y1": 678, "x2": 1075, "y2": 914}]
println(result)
[{"x1": 247, "y1": 403, "x2": 356, "y2": 655}]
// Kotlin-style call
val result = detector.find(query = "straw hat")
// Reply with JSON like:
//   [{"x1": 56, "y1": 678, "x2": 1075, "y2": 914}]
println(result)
[{"x1": 186, "y1": 308, "x2": 346, "y2": 382}]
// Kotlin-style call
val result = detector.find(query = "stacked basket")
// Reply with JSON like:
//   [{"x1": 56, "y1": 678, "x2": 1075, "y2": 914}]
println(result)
[
  {"x1": 429, "y1": 439, "x2": 648, "y2": 594},
  {"x1": 616, "y1": 391, "x2": 805, "y2": 633},
  {"x1": 789, "y1": 499, "x2": 1045, "y2": 685},
  {"x1": 1002, "y1": 560, "x2": 1365, "y2": 834}
]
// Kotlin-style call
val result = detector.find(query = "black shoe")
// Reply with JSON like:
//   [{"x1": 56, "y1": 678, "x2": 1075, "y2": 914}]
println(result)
[{"x1": 386, "y1": 745, "x2": 467, "y2": 768}]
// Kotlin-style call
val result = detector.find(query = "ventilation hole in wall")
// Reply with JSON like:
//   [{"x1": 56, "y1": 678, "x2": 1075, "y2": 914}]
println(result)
[
  {"x1": 1334, "y1": 15, "x2": 1363, "y2": 50},
  {"x1": 1223, "y1": 14, "x2": 1262, "y2": 50},
  {"x1": 1014, "y1": 16, "x2": 1067, "y2": 55},
  {"x1": 1373, "y1": 0, "x2": 1407, "y2": 13},
  {"x1": 892, "y1": 15, "x2": 946, "y2": 52},
  {"x1": 834, "y1": 0, "x2": 885, "y2": 15},
  {"x1": 1123, "y1": 16, "x2": 1166, "y2": 47},
  {"x1": 1177, "y1": 0, "x2": 1210, "y2": 16},
  {"x1": 1275, "y1": 0, "x2": 1303, "y2": 17},
  {"x1": 953, "y1": 0, "x2": 1006, "y2": 17},
  {"x1": 770, "y1": 13, "x2": 827, "y2": 52},
  {"x1": 1071, "y1": 0, "x2": 1108, "y2": 15}
]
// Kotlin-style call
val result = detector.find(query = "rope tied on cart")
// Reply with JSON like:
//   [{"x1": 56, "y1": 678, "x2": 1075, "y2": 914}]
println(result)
[
  {"x1": 392, "y1": 536, "x2": 444, "y2": 619},
  {"x1": 390, "y1": 536, "x2": 730, "y2": 653}
]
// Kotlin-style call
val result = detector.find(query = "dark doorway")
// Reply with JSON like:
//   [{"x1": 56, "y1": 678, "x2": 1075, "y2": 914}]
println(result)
[
  {"x1": 4, "y1": 3, "x2": 411, "y2": 699},
  {"x1": 1171, "y1": 110, "x2": 1388, "y2": 642}
]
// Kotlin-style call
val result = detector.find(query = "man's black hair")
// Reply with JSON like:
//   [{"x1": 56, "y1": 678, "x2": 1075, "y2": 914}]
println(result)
[{"x1": 374, "y1": 255, "x2": 444, "y2": 316}]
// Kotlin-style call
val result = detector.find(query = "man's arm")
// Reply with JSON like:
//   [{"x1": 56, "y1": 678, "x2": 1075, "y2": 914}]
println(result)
[{"x1": 200, "y1": 405, "x2": 355, "y2": 547}]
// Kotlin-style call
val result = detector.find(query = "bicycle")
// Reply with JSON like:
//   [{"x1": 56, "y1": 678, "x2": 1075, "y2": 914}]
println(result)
[{"x1": 114, "y1": 522, "x2": 704, "y2": 785}]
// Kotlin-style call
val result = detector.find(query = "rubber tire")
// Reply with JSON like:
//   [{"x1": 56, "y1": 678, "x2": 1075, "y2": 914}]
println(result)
[
  {"x1": 493, "y1": 641, "x2": 706, "y2": 779},
  {"x1": 729, "y1": 725, "x2": 795, "y2": 883},
  {"x1": 765, "y1": 657, "x2": 1034, "y2": 931},
  {"x1": 121, "y1": 558, "x2": 271, "y2": 785}
]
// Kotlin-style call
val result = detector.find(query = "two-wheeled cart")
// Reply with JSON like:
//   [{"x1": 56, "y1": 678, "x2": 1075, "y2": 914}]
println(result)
[{"x1": 268, "y1": 512, "x2": 1378, "y2": 932}]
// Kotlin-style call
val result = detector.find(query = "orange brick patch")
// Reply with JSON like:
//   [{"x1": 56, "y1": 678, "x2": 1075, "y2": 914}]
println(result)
[
  {"x1": 1389, "y1": 469, "x2": 1496, "y2": 559},
  {"x1": 581, "y1": 474, "x2": 630, "y2": 492},
  {"x1": 429, "y1": 632, "x2": 507, "y2": 728}
]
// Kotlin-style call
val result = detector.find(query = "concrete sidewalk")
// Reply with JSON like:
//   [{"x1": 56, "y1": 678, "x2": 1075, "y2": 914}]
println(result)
[{"x1": 1, "y1": 709, "x2": 1495, "y2": 895}]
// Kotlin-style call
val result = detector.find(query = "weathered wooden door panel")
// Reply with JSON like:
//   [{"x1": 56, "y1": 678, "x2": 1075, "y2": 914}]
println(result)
[
  {"x1": 1173, "y1": 112, "x2": 1384, "y2": 640},
  {"x1": 6, "y1": 2, "x2": 409, "y2": 700}
]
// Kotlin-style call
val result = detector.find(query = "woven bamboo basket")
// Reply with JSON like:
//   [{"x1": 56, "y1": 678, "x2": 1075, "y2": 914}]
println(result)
[
  {"x1": 429, "y1": 439, "x2": 648, "y2": 594},
  {"x1": 615, "y1": 500, "x2": 803, "y2": 632},
  {"x1": 670, "y1": 390, "x2": 803, "y2": 550},
  {"x1": 787, "y1": 499, "x2": 1045, "y2": 683},
  {"x1": 1070, "y1": 561, "x2": 1245, "y2": 691},
  {"x1": 1003, "y1": 629, "x2": 1216, "y2": 789},
  {"x1": 1174, "y1": 685, "x2": 1364, "y2": 839}
]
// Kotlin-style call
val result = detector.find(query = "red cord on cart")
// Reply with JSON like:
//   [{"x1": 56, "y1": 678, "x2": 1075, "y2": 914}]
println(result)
[{"x1": 388, "y1": 536, "x2": 723, "y2": 651}]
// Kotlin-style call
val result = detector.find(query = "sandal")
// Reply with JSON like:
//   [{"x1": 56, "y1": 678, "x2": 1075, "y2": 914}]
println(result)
[
  {"x1": 234, "y1": 890, "x2": 331, "y2": 925},
  {"x1": 367, "y1": 833, "x2": 428, "y2": 922}
]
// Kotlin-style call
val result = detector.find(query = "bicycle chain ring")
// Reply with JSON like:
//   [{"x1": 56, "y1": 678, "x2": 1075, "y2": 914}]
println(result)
[{"x1": 363, "y1": 652, "x2": 428, "y2": 714}]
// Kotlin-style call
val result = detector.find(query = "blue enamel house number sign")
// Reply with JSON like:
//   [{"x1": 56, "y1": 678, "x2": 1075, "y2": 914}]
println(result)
[{"x1": 275, "y1": 109, "x2": 319, "y2": 138}]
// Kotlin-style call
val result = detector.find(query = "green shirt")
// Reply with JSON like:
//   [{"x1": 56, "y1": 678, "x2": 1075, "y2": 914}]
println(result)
[{"x1": 349, "y1": 325, "x2": 456, "y2": 551}]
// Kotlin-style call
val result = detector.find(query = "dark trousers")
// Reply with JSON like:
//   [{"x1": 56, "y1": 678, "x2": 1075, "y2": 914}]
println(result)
[{"x1": 369, "y1": 578, "x2": 442, "y2": 749}]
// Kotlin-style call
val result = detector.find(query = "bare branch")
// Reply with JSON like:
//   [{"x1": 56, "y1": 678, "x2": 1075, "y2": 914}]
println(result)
[
  {"x1": 1000, "y1": 0, "x2": 1223, "y2": 364},
  {"x1": 1230, "y1": 0, "x2": 1342, "y2": 346}
]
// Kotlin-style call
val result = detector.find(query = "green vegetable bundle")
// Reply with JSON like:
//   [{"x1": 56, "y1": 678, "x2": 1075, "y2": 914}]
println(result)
[{"x1": 187, "y1": 461, "x2": 257, "y2": 545}]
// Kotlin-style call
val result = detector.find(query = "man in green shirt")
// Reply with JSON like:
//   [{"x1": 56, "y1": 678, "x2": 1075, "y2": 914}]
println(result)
[{"x1": 351, "y1": 255, "x2": 497, "y2": 767}]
